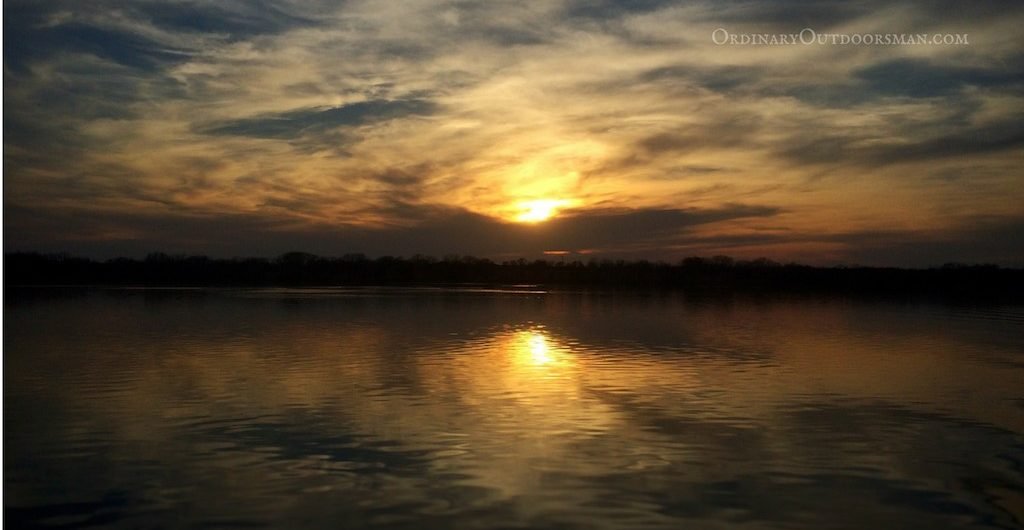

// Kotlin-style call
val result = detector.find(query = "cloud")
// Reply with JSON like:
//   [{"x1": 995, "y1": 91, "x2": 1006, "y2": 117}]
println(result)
[
  {"x1": 662, "y1": 217, "x2": 1024, "y2": 267},
  {"x1": 639, "y1": 64, "x2": 765, "y2": 94},
  {"x1": 3, "y1": 3, "x2": 192, "y2": 73},
  {"x1": 531, "y1": 205, "x2": 782, "y2": 250},
  {"x1": 635, "y1": 115, "x2": 756, "y2": 157},
  {"x1": 690, "y1": 0, "x2": 877, "y2": 28},
  {"x1": 137, "y1": 0, "x2": 321, "y2": 40},
  {"x1": 563, "y1": 0, "x2": 678, "y2": 21},
  {"x1": 855, "y1": 58, "x2": 1024, "y2": 98},
  {"x1": 3, "y1": 0, "x2": 1024, "y2": 265},
  {"x1": 201, "y1": 99, "x2": 438, "y2": 139},
  {"x1": 5, "y1": 202, "x2": 782, "y2": 260},
  {"x1": 778, "y1": 118, "x2": 1024, "y2": 167},
  {"x1": 833, "y1": 216, "x2": 1024, "y2": 267}
]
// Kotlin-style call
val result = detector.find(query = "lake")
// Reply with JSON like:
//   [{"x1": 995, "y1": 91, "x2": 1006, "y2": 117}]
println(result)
[{"x1": 4, "y1": 287, "x2": 1023, "y2": 529}]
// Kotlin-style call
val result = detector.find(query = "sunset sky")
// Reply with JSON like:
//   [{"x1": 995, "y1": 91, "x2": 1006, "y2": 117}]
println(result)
[{"x1": 5, "y1": 0, "x2": 1024, "y2": 265}]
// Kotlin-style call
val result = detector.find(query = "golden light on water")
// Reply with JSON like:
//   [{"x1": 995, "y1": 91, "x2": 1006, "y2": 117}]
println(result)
[
  {"x1": 510, "y1": 329, "x2": 568, "y2": 369},
  {"x1": 527, "y1": 333, "x2": 554, "y2": 365}
]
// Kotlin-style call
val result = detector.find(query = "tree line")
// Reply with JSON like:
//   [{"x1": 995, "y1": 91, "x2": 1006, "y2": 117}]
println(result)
[{"x1": 5, "y1": 251, "x2": 1021, "y2": 298}]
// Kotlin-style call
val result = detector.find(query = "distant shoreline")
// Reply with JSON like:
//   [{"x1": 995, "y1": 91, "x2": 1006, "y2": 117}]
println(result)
[{"x1": 6, "y1": 252, "x2": 1023, "y2": 301}]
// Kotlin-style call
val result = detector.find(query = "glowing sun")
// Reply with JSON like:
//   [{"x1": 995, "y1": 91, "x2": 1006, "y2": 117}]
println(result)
[{"x1": 515, "y1": 199, "x2": 570, "y2": 223}]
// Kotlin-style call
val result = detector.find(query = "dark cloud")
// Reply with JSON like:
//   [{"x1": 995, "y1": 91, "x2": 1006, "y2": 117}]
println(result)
[
  {"x1": 855, "y1": 58, "x2": 1024, "y2": 98},
  {"x1": 3, "y1": 0, "x2": 322, "y2": 54},
  {"x1": 642, "y1": 64, "x2": 763, "y2": 93},
  {"x1": 441, "y1": 3, "x2": 556, "y2": 45},
  {"x1": 326, "y1": 203, "x2": 782, "y2": 257},
  {"x1": 636, "y1": 116, "x2": 757, "y2": 157},
  {"x1": 779, "y1": 84, "x2": 876, "y2": 108},
  {"x1": 5, "y1": 203, "x2": 782, "y2": 259},
  {"x1": 8, "y1": 202, "x2": 1023, "y2": 266},
  {"x1": 366, "y1": 165, "x2": 436, "y2": 202},
  {"x1": 537, "y1": 205, "x2": 782, "y2": 249},
  {"x1": 201, "y1": 99, "x2": 438, "y2": 139},
  {"x1": 779, "y1": 118, "x2": 1024, "y2": 167},
  {"x1": 833, "y1": 217, "x2": 1024, "y2": 267},
  {"x1": 694, "y1": 0, "x2": 1024, "y2": 31},
  {"x1": 2, "y1": 0, "x2": 329, "y2": 87},
  {"x1": 373, "y1": 169, "x2": 424, "y2": 188},
  {"x1": 3, "y1": 3, "x2": 191, "y2": 73},
  {"x1": 638, "y1": 57, "x2": 1024, "y2": 109},
  {"x1": 672, "y1": 217, "x2": 1024, "y2": 267},
  {"x1": 556, "y1": 0, "x2": 703, "y2": 45},
  {"x1": 3, "y1": 3, "x2": 189, "y2": 174},
  {"x1": 7, "y1": 59, "x2": 182, "y2": 125},
  {"x1": 456, "y1": 26, "x2": 550, "y2": 47},
  {"x1": 6, "y1": 22, "x2": 189, "y2": 73},
  {"x1": 136, "y1": 0, "x2": 320, "y2": 40},
  {"x1": 866, "y1": 119, "x2": 1024, "y2": 165},
  {"x1": 563, "y1": 0, "x2": 677, "y2": 20},
  {"x1": 692, "y1": 0, "x2": 876, "y2": 29},
  {"x1": 651, "y1": 165, "x2": 727, "y2": 179}
]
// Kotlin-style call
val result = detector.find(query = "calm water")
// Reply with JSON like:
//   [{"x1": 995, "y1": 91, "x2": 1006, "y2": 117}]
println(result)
[{"x1": 4, "y1": 287, "x2": 1024, "y2": 529}]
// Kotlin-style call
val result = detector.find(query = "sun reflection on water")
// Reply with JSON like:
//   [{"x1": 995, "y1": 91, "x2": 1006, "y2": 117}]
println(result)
[
  {"x1": 11, "y1": 292, "x2": 1024, "y2": 529},
  {"x1": 511, "y1": 328, "x2": 569, "y2": 371},
  {"x1": 527, "y1": 332, "x2": 553, "y2": 365}
]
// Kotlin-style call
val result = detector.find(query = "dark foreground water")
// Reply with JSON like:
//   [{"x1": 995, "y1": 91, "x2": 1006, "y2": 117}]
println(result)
[{"x1": 4, "y1": 287, "x2": 1023, "y2": 529}]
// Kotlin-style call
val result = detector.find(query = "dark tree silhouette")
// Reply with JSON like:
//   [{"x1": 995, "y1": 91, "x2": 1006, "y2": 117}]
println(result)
[{"x1": 4, "y1": 252, "x2": 1022, "y2": 299}]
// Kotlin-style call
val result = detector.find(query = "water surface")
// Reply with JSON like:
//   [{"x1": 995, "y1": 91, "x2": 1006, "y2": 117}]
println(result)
[{"x1": 5, "y1": 288, "x2": 1023, "y2": 529}]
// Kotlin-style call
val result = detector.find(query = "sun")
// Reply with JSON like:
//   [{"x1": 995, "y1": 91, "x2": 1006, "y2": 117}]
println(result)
[{"x1": 515, "y1": 199, "x2": 569, "y2": 223}]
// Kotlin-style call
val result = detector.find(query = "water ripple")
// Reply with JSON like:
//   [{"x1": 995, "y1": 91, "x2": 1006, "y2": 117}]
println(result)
[{"x1": 5, "y1": 288, "x2": 1022, "y2": 529}]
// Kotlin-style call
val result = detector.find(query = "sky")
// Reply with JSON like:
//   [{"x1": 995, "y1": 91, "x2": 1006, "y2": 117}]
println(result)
[{"x1": 4, "y1": 0, "x2": 1024, "y2": 266}]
